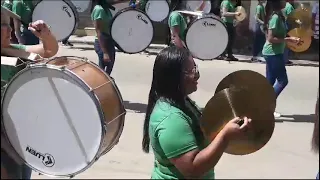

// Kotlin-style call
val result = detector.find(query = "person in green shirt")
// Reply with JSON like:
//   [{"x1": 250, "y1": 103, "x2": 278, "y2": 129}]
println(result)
[
  {"x1": 142, "y1": 46, "x2": 252, "y2": 179},
  {"x1": 1, "y1": 0, "x2": 18, "y2": 43},
  {"x1": 91, "y1": 0, "x2": 117, "y2": 75},
  {"x1": 219, "y1": 0, "x2": 240, "y2": 61},
  {"x1": 282, "y1": 0, "x2": 295, "y2": 64},
  {"x1": 12, "y1": 0, "x2": 39, "y2": 45},
  {"x1": 168, "y1": 11, "x2": 187, "y2": 48},
  {"x1": 1, "y1": 6, "x2": 58, "y2": 179},
  {"x1": 262, "y1": 0, "x2": 299, "y2": 118},
  {"x1": 251, "y1": 0, "x2": 266, "y2": 62}
]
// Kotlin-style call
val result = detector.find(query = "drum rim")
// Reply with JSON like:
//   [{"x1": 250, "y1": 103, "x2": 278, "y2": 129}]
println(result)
[
  {"x1": 32, "y1": 0, "x2": 79, "y2": 42},
  {"x1": 110, "y1": 8, "x2": 154, "y2": 54},
  {"x1": 145, "y1": 0, "x2": 170, "y2": 22},
  {"x1": 185, "y1": 17, "x2": 229, "y2": 60},
  {"x1": 1, "y1": 59, "x2": 107, "y2": 178}
]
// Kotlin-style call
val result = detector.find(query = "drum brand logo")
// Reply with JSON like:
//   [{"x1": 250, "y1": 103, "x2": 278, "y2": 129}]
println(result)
[
  {"x1": 203, "y1": 21, "x2": 216, "y2": 27},
  {"x1": 137, "y1": 14, "x2": 148, "y2": 24},
  {"x1": 26, "y1": 145, "x2": 55, "y2": 167},
  {"x1": 62, "y1": 6, "x2": 72, "y2": 18}
]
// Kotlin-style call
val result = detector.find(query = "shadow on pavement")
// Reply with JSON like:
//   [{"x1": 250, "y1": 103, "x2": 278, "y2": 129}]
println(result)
[
  {"x1": 123, "y1": 101, "x2": 147, "y2": 114},
  {"x1": 276, "y1": 114, "x2": 316, "y2": 123}
]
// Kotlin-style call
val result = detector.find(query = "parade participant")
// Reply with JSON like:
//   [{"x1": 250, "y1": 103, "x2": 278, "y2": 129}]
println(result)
[
  {"x1": 168, "y1": 11, "x2": 187, "y2": 48},
  {"x1": 262, "y1": 0, "x2": 299, "y2": 118},
  {"x1": 1, "y1": 6, "x2": 58, "y2": 179},
  {"x1": 91, "y1": 0, "x2": 116, "y2": 75},
  {"x1": 12, "y1": 0, "x2": 39, "y2": 45},
  {"x1": 142, "y1": 46, "x2": 252, "y2": 179},
  {"x1": 1, "y1": 0, "x2": 18, "y2": 43},
  {"x1": 282, "y1": 0, "x2": 295, "y2": 65},
  {"x1": 218, "y1": 0, "x2": 240, "y2": 61},
  {"x1": 312, "y1": 97, "x2": 319, "y2": 179},
  {"x1": 251, "y1": 0, "x2": 266, "y2": 62}
]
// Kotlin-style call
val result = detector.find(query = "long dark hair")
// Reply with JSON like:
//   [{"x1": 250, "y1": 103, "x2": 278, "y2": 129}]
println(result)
[
  {"x1": 312, "y1": 97, "x2": 319, "y2": 152},
  {"x1": 90, "y1": 0, "x2": 111, "y2": 13},
  {"x1": 265, "y1": 0, "x2": 285, "y2": 26},
  {"x1": 142, "y1": 47, "x2": 201, "y2": 153}
]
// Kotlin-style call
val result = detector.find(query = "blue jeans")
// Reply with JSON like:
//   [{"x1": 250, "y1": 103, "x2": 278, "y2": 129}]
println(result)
[
  {"x1": 264, "y1": 54, "x2": 288, "y2": 98},
  {"x1": 252, "y1": 23, "x2": 266, "y2": 57},
  {"x1": 94, "y1": 33, "x2": 116, "y2": 75},
  {"x1": 1, "y1": 149, "x2": 32, "y2": 179},
  {"x1": 22, "y1": 28, "x2": 39, "y2": 45}
]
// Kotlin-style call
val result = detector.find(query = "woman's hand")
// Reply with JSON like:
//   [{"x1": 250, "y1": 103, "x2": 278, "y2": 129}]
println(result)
[
  {"x1": 222, "y1": 117, "x2": 252, "y2": 140},
  {"x1": 103, "y1": 53, "x2": 111, "y2": 63},
  {"x1": 28, "y1": 20, "x2": 53, "y2": 40},
  {"x1": 285, "y1": 37, "x2": 301, "y2": 44}
]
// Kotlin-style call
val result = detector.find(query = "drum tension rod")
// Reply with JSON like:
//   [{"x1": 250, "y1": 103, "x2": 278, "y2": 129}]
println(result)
[{"x1": 89, "y1": 80, "x2": 112, "y2": 92}]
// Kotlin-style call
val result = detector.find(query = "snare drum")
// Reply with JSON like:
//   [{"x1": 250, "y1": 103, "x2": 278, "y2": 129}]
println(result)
[
  {"x1": 145, "y1": 0, "x2": 170, "y2": 22},
  {"x1": 185, "y1": 15, "x2": 229, "y2": 60},
  {"x1": 110, "y1": 8, "x2": 154, "y2": 54},
  {"x1": 32, "y1": 0, "x2": 79, "y2": 41},
  {"x1": 70, "y1": 0, "x2": 91, "y2": 12},
  {"x1": 1, "y1": 56, "x2": 126, "y2": 177}
]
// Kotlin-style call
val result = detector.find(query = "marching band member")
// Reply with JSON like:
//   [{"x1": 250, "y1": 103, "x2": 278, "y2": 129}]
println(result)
[
  {"x1": 218, "y1": 0, "x2": 240, "y2": 61},
  {"x1": 282, "y1": 0, "x2": 295, "y2": 65},
  {"x1": 1, "y1": 6, "x2": 58, "y2": 179},
  {"x1": 262, "y1": 0, "x2": 299, "y2": 118},
  {"x1": 12, "y1": 0, "x2": 39, "y2": 45},
  {"x1": 142, "y1": 46, "x2": 252, "y2": 179},
  {"x1": 1, "y1": 0, "x2": 18, "y2": 43},
  {"x1": 251, "y1": 0, "x2": 266, "y2": 62},
  {"x1": 91, "y1": 0, "x2": 116, "y2": 75}
]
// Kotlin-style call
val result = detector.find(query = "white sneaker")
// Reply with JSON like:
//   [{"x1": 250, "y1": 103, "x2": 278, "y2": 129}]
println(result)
[{"x1": 274, "y1": 112, "x2": 281, "y2": 118}]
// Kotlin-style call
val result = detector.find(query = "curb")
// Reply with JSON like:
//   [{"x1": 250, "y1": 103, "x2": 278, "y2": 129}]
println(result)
[{"x1": 68, "y1": 39, "x2": 319, "y2": 67}]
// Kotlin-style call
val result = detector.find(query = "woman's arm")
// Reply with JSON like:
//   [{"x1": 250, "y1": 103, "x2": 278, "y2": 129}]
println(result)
[
  {"x1": 221, "y1": 7, "x2": 239, "y2": 17},
  {"x1": 93, "y1": 20, "x2": 109, "y2": 58}
]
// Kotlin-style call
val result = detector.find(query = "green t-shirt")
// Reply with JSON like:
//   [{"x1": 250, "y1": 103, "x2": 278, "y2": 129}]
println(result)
[
  {"x1": 283, "y1": 2, "x2": 294, "y2": 19},
  {"x1": 168, "y1": 11, "x2": 187, "y2": 42},
  {"x1": 220, "y1": 0, "x2": 235, "y2": 24},
  {"x1": 149, "y1": 98, "x2": 215, "y2": 179},
  {"x1": 262, "y1": 14, "x2": 286, "y2": 55},
  {"x1": 1, "y1": 44, "x2": 27, "y2": 95},
  {"x1": 2, "y1": 0, "x2": 13, "y2": 10},
  {"x1": 138, "y1": 0, "x2": 147, "y2": 11},
  {"x1": 12, "y1": 0, "x2": 33, "y2": 26},
  {"x1": 91, "y1": 5, "x2": 113, "y2": 38},
  {"x1": 256, "y1": 4, "x2": 265, "y2": 23}
]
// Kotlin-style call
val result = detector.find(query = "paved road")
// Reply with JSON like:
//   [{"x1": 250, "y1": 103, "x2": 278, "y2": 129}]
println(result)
[{"x1": 32, "y1": 44, "x2": 319, "y2": 179}]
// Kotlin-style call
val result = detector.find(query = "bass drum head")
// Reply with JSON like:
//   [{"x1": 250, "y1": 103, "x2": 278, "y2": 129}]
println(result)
[
  {"x1": 1, "y1": 66, "x2": 104, "y2": 177},
  {"x1": 186, "y1": 17, "x2": 228, "y2": 60},
  {"x1": 110, "y1": 8, "x2": 154, "y2": 54},
  {"x1": 70, "y1": 0, "x2": 91, "y2": 12},
  {"x1": 145, "y1": 0, "x2": 170, "y2": 22},
  {"x1": 32, "y1": 0, "x2": 79, "y2": 41}
]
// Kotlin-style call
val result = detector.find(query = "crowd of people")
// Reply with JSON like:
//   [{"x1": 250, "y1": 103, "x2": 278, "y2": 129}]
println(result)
[{"x1": 1, "y1": 0, "x2": 319, "y2": 179}]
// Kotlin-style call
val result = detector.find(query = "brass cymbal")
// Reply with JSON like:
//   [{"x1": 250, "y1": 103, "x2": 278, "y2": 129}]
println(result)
[
  {"x1": 287, "y1": 28, "x2": 312, "y2": 53},
  {"x1": 287, "y1": 6, "x2": 312, "y2": 30},
  {"x1": 215, "y1": 70, "x2": 276, "y2": 112},
  {"x1": 200, "y1": 87, "x2": 275, "y2": 155},
  {"x1": 235, "y1": 6, "x2": 246, "y2": 22}
]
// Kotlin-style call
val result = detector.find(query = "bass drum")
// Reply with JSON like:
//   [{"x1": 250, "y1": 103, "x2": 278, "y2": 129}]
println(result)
[
  {"x1": 110, "y1": 8, "x2": 154, "y2": 54},
  {"x1": 32, "y1": 0, "x2": 79, "y2": 41},
  {"x1": 185, "y1": 14, "x2": 229, "y2": 60},
  {"x1": 145, "y1": 0, "x2": 170, "y2": 22}
]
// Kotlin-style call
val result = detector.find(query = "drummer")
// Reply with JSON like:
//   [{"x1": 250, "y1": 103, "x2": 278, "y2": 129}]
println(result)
[
  {"x1": 142, "y1": 46, "x2": 252, "y2": 179},
  {"x1": 1, "y1": 6, "x2": 58, "y2": 179},
  {"x1": 218, "y1": 0, "x2": 240, "y2": 61}
]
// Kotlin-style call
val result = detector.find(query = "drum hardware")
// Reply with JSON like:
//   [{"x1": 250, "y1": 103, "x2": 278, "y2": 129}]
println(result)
[
  {"x1": 2, "y1": 56, "x2": 126, "y2": 178},
  {"x1": 200, "y1": 70, "x2": 276, "y2": 155}
]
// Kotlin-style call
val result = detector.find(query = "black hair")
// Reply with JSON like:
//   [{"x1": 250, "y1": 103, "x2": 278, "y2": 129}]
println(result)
[
  {"x1": 265, "y1": 0, "x2": 285, "y2": 26},
  {"x1": 142, "y1": 46, "x2": 202, "y2": 153},
  {"x1": 312, "y1": 97, "x2": 319, "y2": 152}
]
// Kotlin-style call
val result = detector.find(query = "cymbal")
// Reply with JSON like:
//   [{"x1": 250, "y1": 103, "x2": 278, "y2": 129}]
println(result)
[
  {"x1": 200, "y1": 87, "x2": 275, "y2": 155},
  {"x1": 215, "y1": 70, "x2": 276, "y2": 112},
  {"x1": 287, "y1": 6, "x2": 312, "y2": 30},
  {"x1": 287, "y1": 28, "x2": 312, "y2": 53},
  {"x1": 235, "y1": 6, "x2": 246, "y2": 22}
]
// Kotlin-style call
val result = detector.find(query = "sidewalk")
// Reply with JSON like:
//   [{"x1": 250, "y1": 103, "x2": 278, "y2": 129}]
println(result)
[{"x1": 68, "y1": 35, "x2": 319, "y2": 67}]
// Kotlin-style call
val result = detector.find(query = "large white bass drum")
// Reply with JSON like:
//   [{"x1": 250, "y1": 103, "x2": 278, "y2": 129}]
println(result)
[
  {"x1": 32, "y1": 0, "x2": 79, "y2": 41},
  {"x1": 145, "y1": 0, "x2": 170, "y2": 22}
]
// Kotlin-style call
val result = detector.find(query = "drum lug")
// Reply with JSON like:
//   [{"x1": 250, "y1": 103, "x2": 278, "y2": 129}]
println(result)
[
  {"x1": 59, "y1": 66, "x2": 67, "y2": 71},
  {"x1": 69, "y1": 174, "x2": 75, "y2": 179}
]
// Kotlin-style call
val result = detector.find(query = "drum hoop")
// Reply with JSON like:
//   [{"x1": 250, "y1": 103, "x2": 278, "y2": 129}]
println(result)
[
  {"x1": 110, "y1": 8, "x2": 154, "y2": 54},
  {"x1": 0, "y1": 57, "x2": 111, "y2": 178},
  {"x1": 145, "y1": 0, "x2": 170, "y2": 22},
  {"x1": 32, "y1": 0, "x2": 79, "y2": 41},
  {"x1": 185, "y1": 17, "x2": 229, "y2": 60}
]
